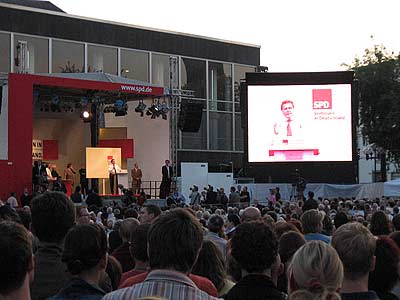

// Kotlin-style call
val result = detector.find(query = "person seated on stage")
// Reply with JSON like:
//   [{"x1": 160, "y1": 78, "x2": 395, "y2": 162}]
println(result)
[
  {"x1": 20, "y1": 187, "x2": 32, "y2": 207},
  {"x1": 0, "y1": 221, "x2": 35, "y2": 300},
  {"x1": 47, "y1": 224, "x2": 108, "y2": 300}
]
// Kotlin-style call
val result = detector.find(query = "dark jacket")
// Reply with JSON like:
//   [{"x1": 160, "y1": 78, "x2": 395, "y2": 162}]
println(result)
[
  {"x1": 111, "y1": 242, "x2": 135, "y2": 272},
  {"x1": 46, "y1": 277, "x2": 105, "y2": 300},
  {"x1": 302, "y1": 198, "x2": 318, "y2": 212},
  {"x1": 223, "y1": 274, "x2": 287, "y2": 300},
  {"x1": 30, "y1": 242, "x2": 71, "y2": 300}
]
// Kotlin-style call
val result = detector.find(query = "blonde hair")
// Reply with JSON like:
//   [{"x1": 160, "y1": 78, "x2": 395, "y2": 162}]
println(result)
[{"x1": 288, "y1": 240, "x2": 343, "y2": 300}]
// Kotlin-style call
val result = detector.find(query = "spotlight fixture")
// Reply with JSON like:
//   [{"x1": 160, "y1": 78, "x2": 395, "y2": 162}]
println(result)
[
  {"x1": 80, "y1": 110, "x2": 92, "y2": 122},
  {"x1": 134, "y1": 100, "x2": 146, "y2": 117},
  {"x1": 146, "y1": 98, "x2": 161, "y2": 119},
  {"x1": 114, "y1": 99, "x2": 128, "y2": 116}
]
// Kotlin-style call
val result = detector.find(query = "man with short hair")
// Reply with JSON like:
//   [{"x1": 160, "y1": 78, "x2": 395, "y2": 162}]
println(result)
[
  {"x1": 103, "y1": 209, "x2": 220, "y2": 300},
  {"x1": 228, "y1": 186, "x2": 240, "y2": 205},
  {"x1": 138, "y1": 204, "x2": 161, "y2": 224},
  {"x1": 6, "y1": 192, "x2": 18, "y2": 209},
  {"x1": 111, "y1": 218, "x2": 140, "y2": 272},
  {"x1": 300, "y1": 209, "x2": 331, "y2": 244},
  {"x1": 241, "y1": 206, "x2": 261, "y2": 223},
  {"x1": 205, "y1": 214, "x2": 227, "y2": 258},
  {"x1": 224, "y1": 221, "x2": 286, "y2": 300},
  {"x1": 332, "y1": 222, "x2": 379, "y2": 300},
  {"x1": 30, "y1": 191, "x2": 75, "y2": 300},
  {"x1": 302, "y1": 191, "x2": 318, "y2": 212},
  {"x1": 0, "y1": 221, "x2": 34, "y2": 300}
]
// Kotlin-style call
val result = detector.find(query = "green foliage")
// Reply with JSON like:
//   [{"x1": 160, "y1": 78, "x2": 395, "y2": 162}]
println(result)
[{"x1": 348, "y1": 44, "x2": 400, "y2": 166}]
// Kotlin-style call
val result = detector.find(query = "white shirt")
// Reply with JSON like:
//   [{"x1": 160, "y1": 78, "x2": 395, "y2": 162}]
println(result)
[
  {"x1": 6, "y1": 196, "x2": 18, "y2": 208},
  {"x1": 108, "y1": 163, "x2": 122, "y2": 174}
]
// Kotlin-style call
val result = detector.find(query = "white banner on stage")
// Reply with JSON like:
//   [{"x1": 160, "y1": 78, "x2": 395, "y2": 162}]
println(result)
[{"x1": 0, "y1": 84, "x2": 8, "y2": 160}]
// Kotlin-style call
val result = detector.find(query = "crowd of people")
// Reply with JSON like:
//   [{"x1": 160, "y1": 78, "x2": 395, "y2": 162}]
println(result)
[{"x1": 1, "y1": 187, "x2": 400, "y2": 300}]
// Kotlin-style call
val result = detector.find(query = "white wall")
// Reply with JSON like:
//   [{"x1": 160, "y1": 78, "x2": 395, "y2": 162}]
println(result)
[
  {"x1": 105, "y1": 99, "x2": 170, "y2": 184},
  {"x1": 0, "y1": 84, "x2": 8, "y2": 160}
]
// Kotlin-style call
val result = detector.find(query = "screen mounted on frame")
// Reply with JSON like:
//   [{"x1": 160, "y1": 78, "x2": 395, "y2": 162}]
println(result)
[{"x1": 247, "y1": 84, "x2": 352, "y2": 163}]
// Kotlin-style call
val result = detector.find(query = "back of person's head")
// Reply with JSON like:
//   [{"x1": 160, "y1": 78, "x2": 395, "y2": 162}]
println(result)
[
  {"x1": 368, "y1": 235, "x2": 400, "y2": 293},
  {"x1": 275, "y1": 221, "x2": 300, "y2": 239},
  {"x1": 62, "y1": 224, "x2": 107, "y2": 275},
  {"x1": 389, "y1": 231, "x2": 400, "y2": 248},
  {"x1": 227, "y1": 214, "x2": 240, "y2": 227},
  {"x1": 279, "y1": 231, "x2": 306, "y2": 264},
  {"x1": 288, "y1": 241, "x2": 343, "y2": 300},
  {"x1": 332, "y1": 222, "x2": 376, "y2": 280},
  {"x1": 392, "y1": 214, "x2": 400, "y2": 231},
  {"x1": 124, "y1": 208, "x2": 139, "y2": 219},
  {"x1": 192, "y1": 240, "x2": 226, "y2": 292},
  {"x1": 31, "y1": 192, "x2": 75, "y2": 243},
  {"x1": 241, "y1": 207, "x2": 261, "y2": 223},
  {"x1": 0, "y1": 221, "x2": 33, "y2": 296},
  {"x1": 144, "y1": 204, "x2": 162, "y2": 218},
  {"x1": 301, "y1": 209, "x2": 323, "y2": 234},
  {"x1": 148, "y1": 208, "x2": 203, "y2": 273},
  {"x1": 118, "y1": 218, "x2": 140, "y2": 242},
  {"x1": 231, "y1": 221, "x2": 278, "y2": 273},
  {"x1": 208, "y1": 214, "x2": 224, "y2": 233},
  {"x1": 370, "y1": 211, "x2": 391, "y2": 236},
  {"x1": 17, "y1": 209, "x2": 32, "y2": 230},
  {"x1": 334, "y1": 212, "x2": 349, "y2": 229},
  {"x1": 308, "y1": 191, "x2": 315, "y2": 198},
  {"x1": 130, "y1": 223, "x2": 151, "y2": 262}
]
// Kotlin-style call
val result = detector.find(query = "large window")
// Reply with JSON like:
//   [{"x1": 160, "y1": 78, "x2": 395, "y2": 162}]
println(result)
[
  {"x1": 87, "y1": 45, "x2": 117, "y2": 74},
  {"x1": 208, "y1": 62, "x2": 232, "y2": 101},
  {"x1": 181, "y1": 58, "x2": 206, "y2": 99},
  {"x1": 0, "y1": 33, "x2": 10, "y2": 72},
  {"x1": 14, "y1": 35, "x2": 49, "y2": 73},
  {"x1": 234, "y1": 65, "x2": 255, "y2": 106},
  {"x1": 52, "y1": 40, "x2": 84, "y2": 73},
  {"x1": 152, "y1": 53, "x2": 170, "y2": 87},
  {"x1": 120, "y1": 49, "x2": 149, "y2": 82},
  {"x1": 210, "y1": 112, "x2": 232, "y2": 150},
  {"x1": 235, "y1": 113, "x2": 243, "y2": 151}
]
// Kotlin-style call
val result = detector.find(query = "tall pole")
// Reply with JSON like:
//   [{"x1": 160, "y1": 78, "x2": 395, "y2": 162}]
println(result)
[{"x1": 169, "y1": 56, "x2": 179, "y2": 183}]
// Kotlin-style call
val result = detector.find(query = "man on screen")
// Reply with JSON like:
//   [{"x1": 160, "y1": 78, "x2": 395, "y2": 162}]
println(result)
[{"x1": 271, "y1": 99, "x2": 304, "y2": 146}]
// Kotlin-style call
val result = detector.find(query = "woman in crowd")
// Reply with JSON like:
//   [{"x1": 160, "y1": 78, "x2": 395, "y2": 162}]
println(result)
[
  {"x1": 369, "y1": 236, "x2": 400, "y2": 300},
  {"x1": 192, "y1": 240, "x2": 235, "y2": 297},
  {"x1": 288, "y1": 240, "x2": 343, "y2": 300},
  {"x1": 47, "y1": 224, "x2": 108, "y2": 300},
  {"x1": 370, "y1": 211, "x2": 392, "y2": 236}
]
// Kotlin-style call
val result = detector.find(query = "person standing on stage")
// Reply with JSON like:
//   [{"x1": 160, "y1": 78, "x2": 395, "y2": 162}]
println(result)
[
  {"x1": 131, "y1": 162, "x2": 143, "y2": 194},
  {"x1": 108, "y1": 159, "x2": 122, "y2": 195},
  {"x1": 159, "y1": 160, "x2": 173, "y2": 199},
  {"x1": 64, "y1": 163, "x2": 76, "y2": 186}
]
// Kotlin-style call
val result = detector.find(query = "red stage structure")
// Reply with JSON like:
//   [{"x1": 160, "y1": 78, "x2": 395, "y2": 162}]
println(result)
[{"x1": 0, "y1": 73, "x2": 166, "y2": 199}]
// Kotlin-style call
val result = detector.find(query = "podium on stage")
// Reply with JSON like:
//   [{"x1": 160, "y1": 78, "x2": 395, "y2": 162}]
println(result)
[{"x1": 117, "y1": 169, "x2": 128, "y2": 194}]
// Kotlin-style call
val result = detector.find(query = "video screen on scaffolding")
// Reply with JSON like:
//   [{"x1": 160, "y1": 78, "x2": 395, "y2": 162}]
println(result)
[{"x1": 247, "y1": 84, "x2": 352, "y2": 162}]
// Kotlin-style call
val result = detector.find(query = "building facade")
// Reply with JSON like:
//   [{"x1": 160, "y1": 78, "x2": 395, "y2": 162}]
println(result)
[{"x1": 0, "y1": 1, "x2": 260, "y2": 177}]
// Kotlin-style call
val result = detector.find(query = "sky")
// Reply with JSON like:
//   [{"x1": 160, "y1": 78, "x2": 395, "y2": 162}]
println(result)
[{"x1": 50, "y1": 0, "x2": 400, "y2": 72}]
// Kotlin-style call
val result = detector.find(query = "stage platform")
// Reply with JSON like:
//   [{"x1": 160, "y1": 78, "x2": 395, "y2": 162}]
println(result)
[{"x1": 99, "y1": 194, "x2": 168, "y2": 208}]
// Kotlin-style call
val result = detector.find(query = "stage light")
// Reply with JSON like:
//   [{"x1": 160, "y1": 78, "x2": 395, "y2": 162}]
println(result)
[
  {"x1": 134, "y1": 100, "x2": 146, "y2": 117},
  {"x1": 114, "y1": 99, "x2": 128, "y2": 116},
  {"x1": 146, "y1": 98, "x2": 161, "y2": 118},
  {"x1": 82, "y1": 110, "x2": 90, "y2": 119}
]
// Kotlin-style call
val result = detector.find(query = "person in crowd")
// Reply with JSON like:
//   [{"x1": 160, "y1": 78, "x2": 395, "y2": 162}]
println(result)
[
  {"x1": 50, "y1": 164, "x2": 59, "y2": 179},
  {"x1": 159, "y1": 159, "x2": 173, "y2": 199},
  {"x1": 119, "y1": 224, "x2": 151, "y2": 286},
  {"x1": 30, "y1": 191, "x2": 76, "y2": 300},
  {"x1": 331, "y1": 222, "x2": 378, "y2": 300},
  {"x1": 274, "y1": 221, "x2": 300, "y2": 239},
  {"x1": 102, "y1": 208, "x2": 220, "y2": 300},
  {"x1": 288, "y1": 240, "x2": 343, "y2": 300},
  {"x1": 392, "y1": 214, "x2": 400, "y2": 231},
  {"x1": 239, "y1": 186, "x2": 250, "y2": 207},
  {"x1": 0, "y1": 204, "x2": 21, "y2": 223},
  {"x1": 303, "y1": 191, "x2": 318, "y2": 212},
  {"x1": 102, "y1": 256, "x2": 122, "y2": 292},
  {"x1": 64, "y1": 163, "x2": 76, "y2": 186},
  {"x1": 47, "y1": 224, "x2": 107, "y2": 300},
  {"x1": 52, "y1": 176, "x2": 67, "y2": 193},
  {"x1": 334, "y1": 211, "x2": 349, "y2": 230},
  {"x1": 368, "y1": 236, "x2": 400, "y2": 300},
  {"x1": 0, "y1": 221, "x2": 34, "y2": 300},
  {"x1": 225, "y1": 213, "x2": 241, "y2": 239},
  {"x1": 205, "y1": 214, "x2": 228, "y2": 258},
  {"x1": 228, "y1": 186, "x2": 240, "y2": 206},
  {"x1": 76, "y1": 206, "x2": 91, "y2": 225},
  {"x1": 240, "y1": 206, "x2": 261, "y2": 223},
  {"x1": 190, "y1": 185, "x2": 201, "y2": 205},
  {"x1": 111, "y1": 218, "x2": 140, "y2": 272},
  {"x1": 131, "y1": 162, "x2": 143, "y2": 194},
  {"x1": 277, "y1": 230, "x2": 306, "y2": 293},
  {"x1": 301, "y1": 209, "x2": 331, "y2": 243},
  {"x1": 21, "y1": 187, "x2": 32, "y2": 207},
  {"x1": 70, "y1": 186, "x2": 83, "y2": 203},
  {"x1": 192, "y1": 240, "x2": 235, "y2": 297},
  {"x1": 86, "y1": 188, "x2": 102, "y2": 208},
  {"x1": 138, "y1": 204, "x2": 161, "y2": 224},
  {"x1": 370, "y1": 210, "x2": 392, "y2": 236},
  {"x1": 224, "y1": 221, "x2": 286, "y2": 300},
  {"x1": 6, "y1": 191, "x2": 18, "y2": 209}
]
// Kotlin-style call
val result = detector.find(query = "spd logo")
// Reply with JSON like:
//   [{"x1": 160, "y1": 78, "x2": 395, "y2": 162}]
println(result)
[{"x1": 312, "y1": 89, "x2": 332, "y2": 109}]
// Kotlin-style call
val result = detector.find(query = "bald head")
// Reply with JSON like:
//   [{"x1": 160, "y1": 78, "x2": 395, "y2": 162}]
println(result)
[
  {"x1": 119, "y1": 218, "x2": 140, "y2": 242},
  {"x1": 241, "y1": 207, "x2": 261, "y2": 223}
]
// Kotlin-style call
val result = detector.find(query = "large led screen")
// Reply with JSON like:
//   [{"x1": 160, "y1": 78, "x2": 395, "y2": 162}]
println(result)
[{"x1": 247, "y1": 84, "x2": 352, "y2": 162}]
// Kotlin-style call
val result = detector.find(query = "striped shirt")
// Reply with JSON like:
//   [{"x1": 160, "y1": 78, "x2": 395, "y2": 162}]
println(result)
[{"x1": 102, "y1": 270, "x2": 222, "y2": 300}]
